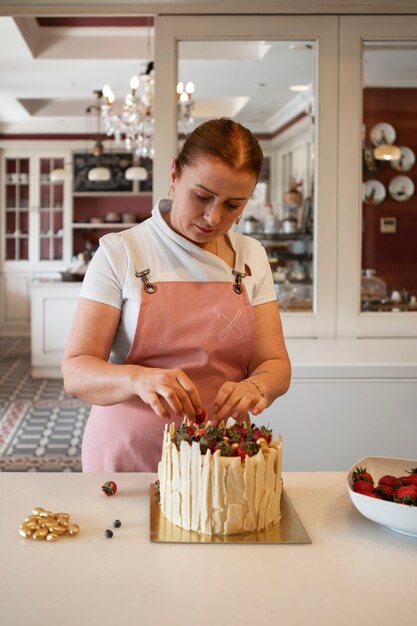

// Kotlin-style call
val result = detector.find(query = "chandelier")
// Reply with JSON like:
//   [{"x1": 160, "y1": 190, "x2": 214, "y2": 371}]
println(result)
[{"x1": 100, "y1": 62, "x2": 195, "y2": 161}]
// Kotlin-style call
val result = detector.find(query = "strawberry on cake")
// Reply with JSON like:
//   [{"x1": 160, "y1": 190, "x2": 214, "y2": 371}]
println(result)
[{"x1": 157, "y1": 422, "x2": 282, "y2": 536}]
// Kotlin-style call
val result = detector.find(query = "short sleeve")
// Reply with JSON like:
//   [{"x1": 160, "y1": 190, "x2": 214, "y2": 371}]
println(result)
[{"x1": 80, "y1": 233, "x2": 128, "y2": 310}]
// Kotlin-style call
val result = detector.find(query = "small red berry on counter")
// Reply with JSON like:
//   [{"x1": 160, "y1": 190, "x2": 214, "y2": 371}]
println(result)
[{"x1": 101, "y1": 480, "x2": 118, "y2": 497}]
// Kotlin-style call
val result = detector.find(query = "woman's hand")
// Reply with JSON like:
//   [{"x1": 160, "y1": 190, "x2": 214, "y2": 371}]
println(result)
[
  {"x1": 62, "y1": 299, "x2": 204, "y2": 421},
  {"x1": 130, "y1": 365, "x2": 203, "y2": 422},
  {"x1": 210, "y1": 379, "x2": 267, "y2": 426}
]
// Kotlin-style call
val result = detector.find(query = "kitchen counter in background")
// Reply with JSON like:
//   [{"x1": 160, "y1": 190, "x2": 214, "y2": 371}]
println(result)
[{"x1": 1, "y1": 471, "x2": 415, "y2": 626}]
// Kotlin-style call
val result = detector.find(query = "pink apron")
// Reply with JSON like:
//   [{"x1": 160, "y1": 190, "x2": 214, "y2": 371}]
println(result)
[{"x1": 81, "y1": 231, "x2": 256, "y2": 472}]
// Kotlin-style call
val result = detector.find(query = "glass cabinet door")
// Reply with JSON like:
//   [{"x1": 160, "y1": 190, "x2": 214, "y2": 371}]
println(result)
[
  {"x1": 177, "y1": 39, "x2": 315, "y2": 313},
  {"x1": 338, "y1": 16, "x2": 417, "y2": 337},
  {"x1": 154, "y1": 15, "x2": 338, "y2": 338},
  {"x1": 4, "y1": 157, "x2": 30, "y2": 261},
  {"x1": 361, "y1": 43, "x2": 417, "y2": 314},
  {"x1": 39, "y1": 157, "x2": 65, "y2": 261}
]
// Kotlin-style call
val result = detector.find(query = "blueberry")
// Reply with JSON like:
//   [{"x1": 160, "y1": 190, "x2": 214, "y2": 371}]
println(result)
[
  {"x1": 113, "y1": 519, "x2": 121, "y2": 528},
  {"x1": 104, "y1": 529, "x2": 113, "y2": 538}
]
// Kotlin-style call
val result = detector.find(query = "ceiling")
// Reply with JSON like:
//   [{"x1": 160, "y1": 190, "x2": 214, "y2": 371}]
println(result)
[
  {"x1": 0, "y1": 16, "x2": 315, "y2": 137},
  {"x1": 1, "y1": 17, "x2": 417, "y2": 139}
]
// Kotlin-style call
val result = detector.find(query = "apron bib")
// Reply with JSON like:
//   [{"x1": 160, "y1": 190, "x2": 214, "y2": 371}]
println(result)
[{"x1": 82, "y1": 231, "x2": 256, "y2": 472}]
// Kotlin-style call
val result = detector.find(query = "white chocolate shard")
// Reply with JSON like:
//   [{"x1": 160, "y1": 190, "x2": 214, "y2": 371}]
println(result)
[
  {"x1": 225, "y1": 457, "x2": 244, "y2": 505},
  {"x1": 254, "y1": 449, "x2": 265, "y2": 515},
  {"x1": 171, "y1": 443, "x2": 182, "y2": 527},
  {"x1": 179, "y1": 440, "x2": 191, "y2": 531},
  {"x1": 212, "y1": 451, "x2": 227, "y2": 535},
  {"x1": 225, "y1": 503, "x2": 243, "y2": 535},
  {"x1": 243, "y1": 455, "x2": 257, "y2": 532},
  {"x1": 200, "y1": 449, "x2": 212, "y2": 534},
  {"x1": 191, "y1": 442, "x2": 201, "y2": 531}
]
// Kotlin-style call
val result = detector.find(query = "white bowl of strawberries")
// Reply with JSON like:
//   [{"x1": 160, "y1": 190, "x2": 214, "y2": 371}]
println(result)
[{"x1": 347, "y1": 456, "x2": 417, "y2": 537}]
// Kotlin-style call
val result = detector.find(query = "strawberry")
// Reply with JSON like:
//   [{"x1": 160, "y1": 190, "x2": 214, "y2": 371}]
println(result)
[
  {"x1": 376, "y1": 484, "x2": 395, "y2": 500},
  {"x1": 194, "y1": 408, "x2": 206, "y2": 425},
  {"x1": 394, "y1": 484, "x2": 417, "y2": 505},
  {"x1": 393, "y1": 476, "x2": 411, "y2": 488},
  {"x1": 405, "y1": 468, "x2": 417, "y2": 486},
  {"x1": 378, "y1": 475, "x2": 398, "y2": 488},
  {"x1": 236, "y1": 441, "x2": 258, "y2": 458},
  {"x1": 101, "y1": 480, "x2": 118, "y2": 497},
  {"x1": 353, "y1": 479, "x2": 375, "y2": 495},
  {"x1": 352, "y1": 467, "x2": 374, "y2": 485}
]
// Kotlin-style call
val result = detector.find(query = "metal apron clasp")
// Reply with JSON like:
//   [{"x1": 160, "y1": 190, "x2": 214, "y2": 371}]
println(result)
[
  {"x1": 232, "y1": 270, "x2": 246, "y2": 294},
  {"x1": 135, "y1": 269, "x2": 157, "y2": 294}
]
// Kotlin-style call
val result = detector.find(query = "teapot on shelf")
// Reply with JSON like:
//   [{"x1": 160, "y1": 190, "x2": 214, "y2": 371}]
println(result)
[
  {"x1": 263, "y1": 203, "x2": 280, "y2": 234},
  {"x1": 283, "y1": 178, "x2": 304, "y2": 208}
]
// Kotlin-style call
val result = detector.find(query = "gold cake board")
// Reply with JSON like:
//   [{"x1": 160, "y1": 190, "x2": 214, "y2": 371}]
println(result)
[{"x1": 150, "y1": 484, "x2": 311, "y2": 544}]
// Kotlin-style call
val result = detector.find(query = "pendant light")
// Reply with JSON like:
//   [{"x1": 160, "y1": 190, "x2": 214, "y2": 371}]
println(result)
[
  {"x1": 50, "y1": 90, "x2": 111, "y2": 182},
  {"x1": 124, "y1": 165, "x2": 148, "y2": 181},
  {"x1": 87, "y1": 90, "x2": 111, "y2": 182},
  {"x1": 374, "y1": 143, "x2": 401, "y2": 161},
  {"x1": 49, "y1": 166, "x2": 72, "y2": 182},
  {"x1": 372, "y1": 88, "x2": 401, "y2": 161}
]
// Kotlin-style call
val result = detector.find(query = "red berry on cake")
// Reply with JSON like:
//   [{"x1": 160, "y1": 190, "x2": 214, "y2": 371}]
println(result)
[{"x1": 194, "y1": 408, "x2": 206, "y2": 425}]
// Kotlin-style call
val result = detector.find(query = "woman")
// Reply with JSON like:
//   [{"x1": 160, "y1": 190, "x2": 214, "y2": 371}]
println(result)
[{"x1": 62, "y1": 118, "x2": 291, "y2": 472}]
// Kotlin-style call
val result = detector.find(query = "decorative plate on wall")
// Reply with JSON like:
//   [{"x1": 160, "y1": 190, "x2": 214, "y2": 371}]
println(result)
[
  {"x1": 390, "y1": 146, "x2": 415, "y2": 173},
  {"x1": 363, "y1": 180, "x2": 386, "y2": 205},
  {"x1": 370, "y1": 122, "x2": 396, "y2": 147},
  {"x1": 388, "y1": 175, "x2": 415, "y2": 202}
]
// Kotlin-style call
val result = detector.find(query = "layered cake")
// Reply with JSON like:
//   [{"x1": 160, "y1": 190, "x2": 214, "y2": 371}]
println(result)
[{"x1": 157, "y1": 422, "x2": 282, "y2": 536}]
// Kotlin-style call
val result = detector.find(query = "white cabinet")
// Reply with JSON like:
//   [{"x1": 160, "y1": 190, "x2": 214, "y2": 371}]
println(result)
[
  {"x1": 31, "y1": 280, "x2": 80, "y2": 378},
  {"x1": 1, "y1": 146, "x2": 72, "y2": 335},
  {"x1": 0, "y1": 271, "x2": 31, "y2": 335}
]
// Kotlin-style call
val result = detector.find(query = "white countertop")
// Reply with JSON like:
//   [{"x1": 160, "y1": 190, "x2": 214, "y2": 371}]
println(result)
[
  {"x1": 286, "y1": 337, "x2": 417, "y2": 377},
  {"x1": 1, "y1": 471, "x2": 415, "y2": 626}
]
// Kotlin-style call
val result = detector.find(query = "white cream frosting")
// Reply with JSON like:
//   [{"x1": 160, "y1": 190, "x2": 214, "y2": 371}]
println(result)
[{"x1": 157, "y1": 425, "x2": 282, "y2": 536}]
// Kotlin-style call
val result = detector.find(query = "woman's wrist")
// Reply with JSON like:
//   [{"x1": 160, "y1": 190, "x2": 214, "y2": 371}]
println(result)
[{"x1": 245, "y1": 378, "x2": 265, "y2": 398}]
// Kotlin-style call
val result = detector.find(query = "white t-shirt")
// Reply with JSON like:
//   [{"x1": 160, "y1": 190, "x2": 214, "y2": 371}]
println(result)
[{"x1": 80, "y1": 199, "x2": 276, "y2": 362}]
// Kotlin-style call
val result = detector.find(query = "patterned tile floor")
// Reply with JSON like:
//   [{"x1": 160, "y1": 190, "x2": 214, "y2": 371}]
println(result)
[{"x1": 0, "y1": 337, "x2": 90, "y2": 471}]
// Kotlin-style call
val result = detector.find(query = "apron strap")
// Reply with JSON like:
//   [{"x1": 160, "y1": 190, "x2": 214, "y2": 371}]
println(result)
[
  {"x1": 232, "y1": 232, "x2": 246, "y2": 295},
  {"x1": 120, "y1": 228, "x2": 246, "y2": 295},
  {"x1": 120, "y1": 229, "x2": 157, "y2": 294}
]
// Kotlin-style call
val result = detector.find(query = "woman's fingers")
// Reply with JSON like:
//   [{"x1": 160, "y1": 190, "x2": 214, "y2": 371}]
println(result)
[
  {"x1": 211, "y1": 380, "x2": 266, "y2": 425},
  {"x1": 135, "y1": 367, "x2": 202, "y2": 421}
]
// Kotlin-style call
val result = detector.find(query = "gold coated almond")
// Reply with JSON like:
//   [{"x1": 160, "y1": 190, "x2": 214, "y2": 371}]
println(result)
[
  {"x1": 19, "y1": 528, "x2": 32, "y2": 538},
  {"x1": 33, "y1": 528, "x2": 49, "y2": 540},
  {"x1": 23, "y1": 520, "x2": 41, "y2": 531},
  {"x1": 39, "y1": 510, "x2": 55, "y2": 518},
  {"x1": 68, "y1": 524, "x2": 80, "y2": 536},
  {"x1": 54, "y1": 513, "x2": 70, "y2": 520},
  {"x1": 41, "y1": 517, "x2": 56, "y2": 527},
  {"x1": 32, "y1": 507, "x2": 45, "y2": 515},
  {"x1": 25, "y1": 514, "x2": 41, "y2": 522},
  {"x1": 56, "y1": 517, "x2": 69, "y2": 527},
  {"x1": 46, "y1": 533, "x2": 59, "y2": 542},
  {"x1": 53, "y1": 525, "x2": 68, "y2": 536}
]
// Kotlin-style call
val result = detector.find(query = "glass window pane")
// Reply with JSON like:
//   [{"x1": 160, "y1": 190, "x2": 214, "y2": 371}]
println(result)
[
  {"x1": 362, "y1": 41, "x2": 417, "y2": 312},
  {"x1": 178, "y1": 39, "x2": 316, "y2": 312}
]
